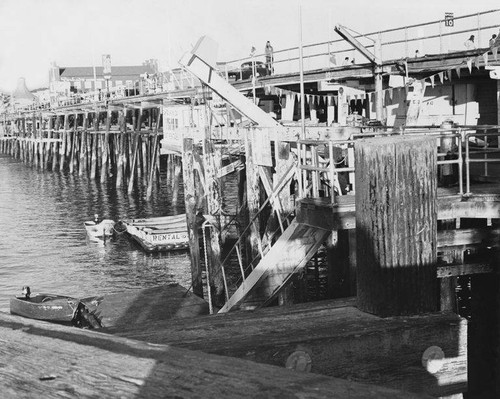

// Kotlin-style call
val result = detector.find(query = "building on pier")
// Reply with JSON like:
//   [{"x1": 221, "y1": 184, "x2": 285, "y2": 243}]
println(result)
[{"x1": 48, "y1": 61, "x2": 158, "y2": 101}]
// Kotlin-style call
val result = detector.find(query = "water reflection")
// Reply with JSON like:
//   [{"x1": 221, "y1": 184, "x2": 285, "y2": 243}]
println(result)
[{"x1": 0, "y1": 154, "x2": 190, "y2": 311}]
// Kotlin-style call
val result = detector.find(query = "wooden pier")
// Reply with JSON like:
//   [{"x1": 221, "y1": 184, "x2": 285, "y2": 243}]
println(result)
[
  {"x1": 1, "y1": 12, "x2": 500, "y2": 397},
  {"x1": 0, "y1": 312, "x2": 433, "y2": 399}
]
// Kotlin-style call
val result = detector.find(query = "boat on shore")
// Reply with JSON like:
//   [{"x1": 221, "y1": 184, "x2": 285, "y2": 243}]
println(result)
[
  {"x1": 118, "y1": 214, "x2": 189, "y2": 252},
  {"x1": 84, "y1": 218, "x2": 115, "y2": 242}
]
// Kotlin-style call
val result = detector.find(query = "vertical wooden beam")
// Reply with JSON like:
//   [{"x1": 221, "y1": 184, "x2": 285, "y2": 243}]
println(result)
[
  {"x1": 33, "y1": 115, "x2": 38, "y2": 169},
  {"x1": 38, "y1": 114, "x2": 44, "y2": 170},
  {"x1": 116, "y1": 110, "x2": 125, "y2": 188},
  {"x1": 101, "y1": 110, "x2": 111, "y2": 181},
  {"x1": 348, "y1": 229, "x2": 357, "y2": 296},
  {"x1": 90, "y1": 111, "x2": 99, "y2": 179},
  {"x1": 45, "y1": 116, "x2": 52, "y2": 170},
  {"x1": 127, "y1": 137, "x2": 140, "y2": 194},
  {"x1": 171, "y1": 156, "x2": 182, "y2": 207},
  {"x1": 68, "y1": 113, "x2": 76, "y2": 174},
  {"x1": 355, "y1": 136, "x2": 438, "y2": 317},
  {"x1": 182, "y1": 138, "x2": 203, "y2": 298},
  {"x1": 245, "y1": 129, "x2": 263, "y2": 262},
  {"x1": 203, "y1": 137, "x2": 225, "y2": 307},
  {"x1": 52, "y1": 115, "x2": 60, "y2": 170},
  {"x1": 274, "y1": 140, "x2": 295, "y2": 305},
  {"x1": 79, "y1": 113, "x2": 88, "y2": 176},
  {"x1": 146, "y1": 112, "x2": 161, "y2": 199}
]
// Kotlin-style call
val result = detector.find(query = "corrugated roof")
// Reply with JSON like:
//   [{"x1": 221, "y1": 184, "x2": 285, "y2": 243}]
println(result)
[{"x1": 59, "y1": 65, "x2": 156, "y2": 79}]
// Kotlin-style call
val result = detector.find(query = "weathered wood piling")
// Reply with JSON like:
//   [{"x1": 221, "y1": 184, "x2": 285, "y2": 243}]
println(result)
[{"x1": 355, "y1": 136, "x2": 438, "y2": 316}]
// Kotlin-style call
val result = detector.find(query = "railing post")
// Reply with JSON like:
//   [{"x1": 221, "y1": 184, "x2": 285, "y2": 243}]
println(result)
[{"x1": 477, "y1": 12, "x2": 481, "y2": 48}]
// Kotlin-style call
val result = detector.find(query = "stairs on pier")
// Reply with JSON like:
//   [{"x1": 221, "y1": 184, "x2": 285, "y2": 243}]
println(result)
[{"x1": 218, "y1": 219, "x2": 330, "y2": 313}]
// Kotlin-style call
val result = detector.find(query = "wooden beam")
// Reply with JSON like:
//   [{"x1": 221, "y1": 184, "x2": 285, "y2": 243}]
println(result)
[
  {"x1": 182, "y1": 138, "x2": 203, "y2": 298},
  {"x1": 437, "y1": 262, "x2": 494, "y2": 278}
]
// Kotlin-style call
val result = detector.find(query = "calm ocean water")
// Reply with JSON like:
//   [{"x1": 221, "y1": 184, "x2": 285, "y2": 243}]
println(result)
[{"x1": 0, "y1": 154, "x2": 191, "y2": 312}]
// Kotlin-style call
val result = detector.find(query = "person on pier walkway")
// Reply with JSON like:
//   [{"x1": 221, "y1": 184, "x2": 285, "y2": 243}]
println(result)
[
  {"x1": 265, "y1": 41, "x2": 274, "y2": 74},
  {"x1": 464, "y1": 35, "x2": 476, "y2": 50}
]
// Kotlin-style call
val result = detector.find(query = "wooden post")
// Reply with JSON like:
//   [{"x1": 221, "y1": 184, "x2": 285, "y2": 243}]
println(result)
[
  {"x1": 146, "y1": 113, "x2": 161, "y2": 199},
  {"x1": 101, "y1": 110, "x2": 111, "y2": 181},
  {"x1": 68, "y1": 113, "x2": 76, "y2": 174},
  {"x1": 355, "y1": 136, "x2": 438, "y2": 317},
  {"x1": 90, "y1": 111, "x2": 99, "y2": 179},
  {"x1": 182, "y1": 138, "x2": 203, "y2": 298},
  {"x1": 203, "y1": 137, "x2": 225, "y2": 308},
  {"x1": 38, "y1": 115, "x2": 44, "y2": 170},
  {"x1": 171, "y1": 156, "x2": 182, "y2": 207},
  {"x1": 274, "y1": 140, "x2": 295, "y2": 305},
  {"x1": 79, "y1": 113, "x2": 88, "y2": 176},
  {"x1": 245, "y1": 129, "x2": 263, "y2": 262},
  {"x1": 52, "y1": 115, "x2": 60, "y2": 170},
  {"x1": 45, "y1": 116, "x2": 52, "y2": 170},
  {"x1": 115, "y1": 109, "x2": 127, "y2": 188}
]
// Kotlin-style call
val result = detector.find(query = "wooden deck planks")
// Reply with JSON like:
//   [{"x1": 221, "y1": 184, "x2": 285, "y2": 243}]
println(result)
[
  {"x1": 103, "y1": 299, "x2": 467, "y2": 398},
  {"x1": 0, "y1": 312, "x2": 431, "y2": 398}
]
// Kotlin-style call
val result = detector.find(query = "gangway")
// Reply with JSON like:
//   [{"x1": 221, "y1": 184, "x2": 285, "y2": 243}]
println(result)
[{"x1": 219, "y1": 220, "x2": 330, "y2": 312}]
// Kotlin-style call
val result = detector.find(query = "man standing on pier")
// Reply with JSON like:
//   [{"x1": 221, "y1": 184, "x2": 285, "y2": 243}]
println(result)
[{"x1": 265, "y1": 41, "x2": 274, "y2": 74}]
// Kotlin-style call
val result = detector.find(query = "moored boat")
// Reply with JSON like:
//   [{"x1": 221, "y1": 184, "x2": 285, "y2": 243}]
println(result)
[
  {"x1": 119, "y1": 214, "x2": 189, "y2": 252},
  {"x1": 10, "y1": 288, "x2": 80, "y2": 323},
  {"x1": 84, "y1": 217, "x2": 115, "y2": 242},
  {"x1": 10, "y1": 286, "x2": 102, "y2": 328}
]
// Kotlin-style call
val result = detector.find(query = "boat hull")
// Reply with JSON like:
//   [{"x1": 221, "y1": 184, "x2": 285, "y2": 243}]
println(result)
[
  {"x1": 84, "y1": 219, "x2": 115, "y2": 242},
  {"x1": 121, "y1": 214, "x2": 189, "y2": 252},
  {"x1": 10, "y1": 294, "x2": 80, "y2": 323}
]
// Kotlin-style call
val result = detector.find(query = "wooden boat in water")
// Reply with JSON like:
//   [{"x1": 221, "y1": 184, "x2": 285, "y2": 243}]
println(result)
[
  {"x1": 10, "y1": 287, "x2": 102, "y2": 328},
  {"x1": 10, "y1": 293, "x2": 80, "y2": 323},
  {"x1": 119, "y1": 214, "x2": 189, "y2": 252},
  {"x1": 84, "y1": 219, "x2": 115, "y2": 242}
]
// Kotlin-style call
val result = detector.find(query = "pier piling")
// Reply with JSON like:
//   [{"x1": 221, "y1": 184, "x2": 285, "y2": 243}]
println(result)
[{"x1": 355, "y1": 136, "x2": 438, "y2": 317}]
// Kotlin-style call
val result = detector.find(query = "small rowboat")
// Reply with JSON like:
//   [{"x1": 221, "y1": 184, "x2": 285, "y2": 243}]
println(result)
[
  {"x1": 84, "y1": 219, "x2": 115, "y2": 242},
  {"x1": 10, "y1": 293, "x2": 80, "y2": 323},
  {"x1": 10, "y1": 287, "x2": 102, "y2": 328},
  {"x1": 119, "y1": 214, "x2": 189, "y2": 252}
]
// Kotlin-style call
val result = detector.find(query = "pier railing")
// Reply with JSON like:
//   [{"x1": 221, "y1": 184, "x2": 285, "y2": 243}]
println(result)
[
  {"x1": 221, "y1": 9, "x2": 500, "y2": 78},
  {"x1": 296, "y1": 125, "x2": 500, "y2": 202}
]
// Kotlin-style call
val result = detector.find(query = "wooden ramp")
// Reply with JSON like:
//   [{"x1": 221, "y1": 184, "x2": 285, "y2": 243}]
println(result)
[{"x1": 219, "y1": 220, "x2": 330, "y2": 312}]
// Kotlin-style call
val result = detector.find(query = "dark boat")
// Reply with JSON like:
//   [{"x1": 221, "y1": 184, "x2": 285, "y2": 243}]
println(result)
[
  {"x1": 10, "y1": 293, "x2": 80, "y2": 323},
  {"x1": 9, "y1": 286, "x2": 102, "y2": 328}
]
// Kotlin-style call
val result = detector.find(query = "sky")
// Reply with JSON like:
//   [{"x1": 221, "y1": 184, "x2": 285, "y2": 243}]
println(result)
[{"x1": 0, "y1": 0, "x2": 499, "y2": 92}]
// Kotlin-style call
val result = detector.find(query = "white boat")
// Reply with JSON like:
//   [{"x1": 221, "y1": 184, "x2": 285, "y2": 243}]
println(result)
[
  {"x1": 84, "y1": 219, "x2": 115, "y2": 242},
  {"x1": 120, "y1": 214, "x2": 189, "y2": 252}
]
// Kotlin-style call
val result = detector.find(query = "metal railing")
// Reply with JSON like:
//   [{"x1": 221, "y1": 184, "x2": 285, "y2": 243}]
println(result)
[
  {"x1": 221, "y1": 9, "x2": 500, "y2": 79},
  {"x1": 296, "y1": 126, "x2": 500, "y2": 202}
]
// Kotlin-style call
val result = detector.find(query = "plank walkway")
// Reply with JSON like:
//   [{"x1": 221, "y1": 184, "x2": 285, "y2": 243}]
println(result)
[
  {"x1": 0, "y1": 312, "x2": 431, "y2": 398},
  {"x1": 103, "y1": 298, "x2": 466, "y2": 398}
]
